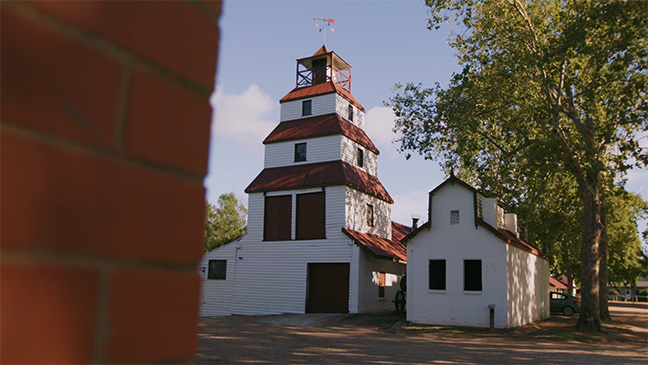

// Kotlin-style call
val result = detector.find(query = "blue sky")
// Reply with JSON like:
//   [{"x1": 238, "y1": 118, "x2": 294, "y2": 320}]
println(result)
[{"x1": 205, "y1": 0, "x2": 647, "y2": 231}]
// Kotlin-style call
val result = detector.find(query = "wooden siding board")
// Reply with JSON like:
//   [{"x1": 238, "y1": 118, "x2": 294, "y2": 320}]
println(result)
[
  {"x1": 280, "y1": 94, "x2": 336, "y2": 122},
  {"x1": 264, "y1": 135, "x2": 341, "y2": 168}
]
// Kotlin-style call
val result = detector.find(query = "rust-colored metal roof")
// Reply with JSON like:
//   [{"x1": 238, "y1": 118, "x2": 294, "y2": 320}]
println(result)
[
  {"x1": 280, "y1": 82, "x2": 365, "y2": 112},
  {"x1": 311, "y1": 45, "x2": 330, "y2": 57},
  {"x1": 245, "y1": 160, "x2": 393, "y2": 203},
  {"x1": 549, "y1": 276, "x2": 568, "y2": 290},
  {"x1": 342, "y1": 222, "x2": 410, "y2": 263},
  {"x1": 263, "y1": 114, "x2": 379, "y2": 154}
]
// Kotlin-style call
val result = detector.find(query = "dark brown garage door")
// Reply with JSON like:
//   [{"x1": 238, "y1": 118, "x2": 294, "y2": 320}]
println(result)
[{"x1": 306, "y1": 263, "x2": 350, "y2": 313}]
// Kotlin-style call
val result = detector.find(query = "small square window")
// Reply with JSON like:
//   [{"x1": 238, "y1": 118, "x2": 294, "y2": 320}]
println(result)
[
  {"x1": 295, "y1": 143, "x2": 306, "y2": 162},
  {"x1": 367, "y1": 204, "x2": 374, "y2": 227},
  {"x1": 348, "y1": 104, "x2": 354, "y2": 121},
  {"x1": 450, "y1": 210, "x2": 460, "y2": 225},
  {"x1": 302, "y1": 100, "x2": 312, "y2": 116},
  {"x1": 207, "y1": 260, "x2": 227, "y2": 280},
  {"x1": 357, "y1": 148, "x2": 364, "y2": 167}
]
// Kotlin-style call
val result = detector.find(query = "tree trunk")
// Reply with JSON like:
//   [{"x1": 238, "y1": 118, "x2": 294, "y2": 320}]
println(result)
[
  {"x1": 575, "y1": 182, "x2": 604, "y2": 332},
  {"x1": 599, "y1": 193, "x2": 611, "y2": 321}
]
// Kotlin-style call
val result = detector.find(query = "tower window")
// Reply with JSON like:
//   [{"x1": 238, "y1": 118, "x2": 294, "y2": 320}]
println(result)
[
  {"x1": 348, "y1": 104, "x2": 354, "y2": 121},
  {"x1": 302, "y1": 100, "x2": 312, "y2": 116},
  {"x1": 357, "y1": 148, "x2": 364, "y2": 167},
  {"x1": 294, "y1": 143, "x2": 306, "y2": 162},
  {"x1": 367, "y1": 204, "x2": 374, "y2": 227},
  {"x1": 450, "y1": 210, "x2": 460, "y2": 225}
]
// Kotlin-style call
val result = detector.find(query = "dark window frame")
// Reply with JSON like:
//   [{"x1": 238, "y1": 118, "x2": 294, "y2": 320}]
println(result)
[
  {"x1": 296, "y1": 191, "x2": 326, "y2": 240},
  {"x1": 264, "y1": 195, "x2": 292, "y2": 241},
  {"x1": 357, "y1": 148, "x2": 364, "y2": 167},
  {"x1": 294, "y1": 142, "x2": 307, "y2": 162},
  {"x1": 367, "y1": 204, "x2": 374, "y2": 227},
  {"x1": 207, "y1": 260, "x2": 227, "y2": 280},
  {"x1": 428, "y1": 260, "x2": 446, "y2": 290},
  {"x1": 348, "y1": 104, "x2": 354, "y2": 121},
  {"x1": 464, "y1": 259, "x2": 483, "y2": 291},
  {"x1": 302, "y1": 99, "x2": 312, "y2": 116}
]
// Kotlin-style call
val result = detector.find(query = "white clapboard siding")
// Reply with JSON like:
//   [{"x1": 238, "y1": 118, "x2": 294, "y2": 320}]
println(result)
[
  {"x1": 341, "y1": 136, "x2": 378, "y2": 176},
  {"x1": 245, "y1": 193, "x2": 264, "y2": 242},
  {"x1": 280, "y1": 93, "x2": 337, "y2": 122},
  {"x1": 336, "y1": 94, "x2": 365, "y2": 129},
  {"x1": 224, "y1": 186, "x2": 353, "y2": 315},
  {"x1": 264, "y1": 135, "x2": 342, "y2": 168},
  {"x1": 199, "y1": 242, "x2": 239, "y2": 317},
  {"x1": 345, "y1": 187, "x2": 392, "y2": 239}
]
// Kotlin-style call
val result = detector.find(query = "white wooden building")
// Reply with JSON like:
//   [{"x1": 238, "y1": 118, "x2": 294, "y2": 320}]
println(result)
[
  {"x1": 404, "y1": 174, "x2": 550, "y2": 328},
  {"x1": 200, "y1": 46, "x2": 409, "y2": 316}
]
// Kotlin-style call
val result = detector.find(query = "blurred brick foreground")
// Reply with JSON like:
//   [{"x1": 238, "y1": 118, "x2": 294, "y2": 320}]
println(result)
[{"x1": 1, "y1": 1, "x2": 221, "y2": 363}]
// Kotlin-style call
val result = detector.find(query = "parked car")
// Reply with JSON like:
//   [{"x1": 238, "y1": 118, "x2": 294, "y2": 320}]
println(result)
[{"x1": 550, "y1": 291, "x2": 581, "y2": 316}]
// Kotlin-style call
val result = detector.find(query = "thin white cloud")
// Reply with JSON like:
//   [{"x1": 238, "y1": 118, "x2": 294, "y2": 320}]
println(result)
[
  {"x1": 210, "y1": 84, "x2": 278, "y2": 151},
  {"x1": 364, "y1": 106, "x2": 402, "y2": 159}
]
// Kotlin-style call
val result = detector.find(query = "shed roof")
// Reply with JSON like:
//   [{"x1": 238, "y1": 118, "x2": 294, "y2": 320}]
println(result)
[
  {"x1": 342, "y1": 222, "x2": 410, "y2": 263},
  {"x1": 549, "y1": 276, "x2": 568, "y2": 290},
  {"x1": 263, "y1": 114, "x2": 379, "y2": 154},
  {"x1": 245, "y1": 160, "x2": 393, "y2": 203}
]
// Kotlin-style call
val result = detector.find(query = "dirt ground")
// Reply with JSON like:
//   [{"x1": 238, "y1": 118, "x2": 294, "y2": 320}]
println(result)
[{"x1": 196, "y1": 302, "x2": 647, "y2": 364}]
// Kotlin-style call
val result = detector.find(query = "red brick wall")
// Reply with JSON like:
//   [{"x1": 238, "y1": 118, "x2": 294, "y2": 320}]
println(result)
[{"x1": 1, "y1": 1, "x2": 221, "y2": 363}]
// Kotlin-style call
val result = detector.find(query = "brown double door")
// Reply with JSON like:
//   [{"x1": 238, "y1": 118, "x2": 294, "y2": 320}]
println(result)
[{"x1": 306, "y1": 263, "x2": 350, "y2": 313}]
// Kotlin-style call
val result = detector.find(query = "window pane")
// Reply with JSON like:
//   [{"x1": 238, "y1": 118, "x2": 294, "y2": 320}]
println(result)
[
  {"x1": 302, "y1": 100, "x2": 312, "y2": 116},
  {"x1": 357, "y1": 148, "x2": 364, "y2": 167},
  {"x1": 450, "y1": 210, "x2": 460, "y2": 225},
  {"x1": 429, "y1": 260, "x2": 446, "y2": 290},
  {"x1": 294, "y1": 143, "x2": 307, "y2": 162},
  {"x1": 464, "y1": 260, "x2": 482, "y2": 291},
  {"x1": 296, "y1": 192, "x2": 325, "y2": 240},
  {"x1": 208, "y1": 260, "x2": 227, "y2": 280},
  {"x1": 367, "y1": 204, "x2": 374, "y2": 227},
  {"x1": 348, "y1": 104, "x2": 354, "y2": 121},
  {"x1": 264, "y1": 195, "x2": 292, "y2": 241}
]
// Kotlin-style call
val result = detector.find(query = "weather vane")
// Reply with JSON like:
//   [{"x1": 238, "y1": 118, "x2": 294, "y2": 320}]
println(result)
[{"x1": 314, "y1": 18, "x2": 335, "y2": 44}]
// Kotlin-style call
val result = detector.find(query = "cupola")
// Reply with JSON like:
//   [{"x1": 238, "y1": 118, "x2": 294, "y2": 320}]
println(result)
[{"x1": 296, "y1": 45, "x2": 351, "y2": 92}]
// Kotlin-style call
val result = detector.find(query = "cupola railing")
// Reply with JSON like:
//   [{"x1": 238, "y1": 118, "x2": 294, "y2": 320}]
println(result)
[{"x1": 296, "y1": 64, "x2": 351, "y2": 92}]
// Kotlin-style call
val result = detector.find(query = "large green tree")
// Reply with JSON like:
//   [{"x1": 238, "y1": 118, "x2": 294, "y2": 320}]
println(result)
[
  {"x1": 204, "y1": 193, "x2": 247, "y2": 252},
  {"x1": 389, "y1": 0, "x2": 647, "y2": 331}
]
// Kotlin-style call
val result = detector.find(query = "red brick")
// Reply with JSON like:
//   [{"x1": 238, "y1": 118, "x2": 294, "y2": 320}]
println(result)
[
  {"x1": 1, "y1": 134, "x2": 205, "y2": 264},
  {"x1": 1, "y1": 9, "x2": 122, "y2": 147},
  {"x1": 0, "y1": 264, "x2": 100, "y2": 364},
  {"x1": 31, "y1": 0, "x2": 219, "y2": 90},
  {"x1": 124, "y1": 71, "x2": 212, "y2": 175},
  {"x1": 105, "y1": 270, "x2": 201, "y2": 363}
]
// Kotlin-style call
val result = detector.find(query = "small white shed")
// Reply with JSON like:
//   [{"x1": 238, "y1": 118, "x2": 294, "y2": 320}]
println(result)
[{"x1": 404, "y1": 174, "x2": 550, "y2": 328}]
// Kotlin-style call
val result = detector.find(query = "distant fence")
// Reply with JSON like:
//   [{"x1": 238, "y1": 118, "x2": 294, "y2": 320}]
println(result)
[{"x1": 608, "y1": 295, "x2": 648, "y2": 303}]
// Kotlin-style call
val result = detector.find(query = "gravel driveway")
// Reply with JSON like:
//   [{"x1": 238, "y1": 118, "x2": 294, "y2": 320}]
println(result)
[{"x1": 196, "y1": 302, "x2": 647, "y2": 363}]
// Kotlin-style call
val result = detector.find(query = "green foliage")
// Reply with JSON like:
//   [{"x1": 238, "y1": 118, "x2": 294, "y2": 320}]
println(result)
[
  {"x1": 607, "y1": 190, "x2": 648, "y2": 286},
  {"x1": 389, "y1": 0, "x2": 648, "y2": 330},
  {"x1": 639, "y1": 288, "x2": 648, "y2": 297},
  {"x1": 204, "y1": 193, "x2": 247, "y2": 252},
  {"x1": 608, "y1": 289, "x2": 619, "y2": 296}
]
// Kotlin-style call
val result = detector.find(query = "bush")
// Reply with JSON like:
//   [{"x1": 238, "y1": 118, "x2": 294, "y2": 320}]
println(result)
[
  {"x1": 609, "y1": 289, "x2": 619, "y2": 296},
  {"x1": 639, "y1": 288, "x2": 648, "y2": 297}
]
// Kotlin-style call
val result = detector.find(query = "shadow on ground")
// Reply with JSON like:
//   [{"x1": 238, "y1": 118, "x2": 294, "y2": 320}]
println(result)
[{"x1": 196, "y1": 303, "x2": 647, "y2": 363}]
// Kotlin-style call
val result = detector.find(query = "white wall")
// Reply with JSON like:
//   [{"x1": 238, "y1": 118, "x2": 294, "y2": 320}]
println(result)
[
  {"x1": 264, "y1": 135, "x2": 342, "y2": 168},
  {"x1": 336, "y1": 94, "x2": 365, "y2": 129},
  {"x1": 357, "y1": 248, "x2": 406, "y2": 313},
  {"x1": 407, "y1": 183, "x2": 510, "y2": 328},
  {"x1": 214, "y1": 186, "x2": 354, "y2": 316},
  {"x1": 341, "y1": 136, "x2": 377, "y2": 176},
  {"x1": 507, "y1": 245, "x2": 550, "y2": 327},
  {"x1": 345, "y1": 187, "x2": 391, "y2": 239},
  {"x1": 199, "y1": 242, "x2": 238, "y2": 317},
  {"x1": 280, "y1": 93, "x2": 337, "y2": 122}
]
